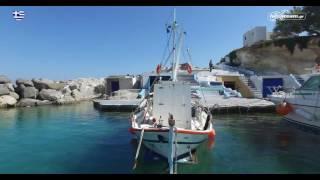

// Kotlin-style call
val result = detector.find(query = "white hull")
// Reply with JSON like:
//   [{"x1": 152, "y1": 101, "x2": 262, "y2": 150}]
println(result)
[
  {"x1": 131, "y1": 124, "x2": 214, "y2": 159},
  {"x1": 285, "y1": 96, "x2": 320, "y2": 128},
  {"x1": 272, "y1": 90, "x2": 320, "y2": 128},
  {"x1": 269, "y1": 74, "x2": 320, "y2": 128}
]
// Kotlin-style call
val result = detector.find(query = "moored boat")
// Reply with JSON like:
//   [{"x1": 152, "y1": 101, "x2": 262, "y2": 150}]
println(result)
[
  {"x1": 129, "y1": 9, "x2": 215, "y2": 173},
  {"x1": 271, "y1": 74, "x2": 320, "y2": 129}
]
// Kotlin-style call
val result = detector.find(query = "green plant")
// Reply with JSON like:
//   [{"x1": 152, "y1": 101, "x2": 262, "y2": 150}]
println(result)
[
  {"x1": 229, "y1": 50, "x2": 237, "y2": 61},
  {"x1": 273, "y1": 36, "x2": 312, "y2": 54},
  {"x1": 227, "y1": 50, "x2": 241, "y2": 66}
]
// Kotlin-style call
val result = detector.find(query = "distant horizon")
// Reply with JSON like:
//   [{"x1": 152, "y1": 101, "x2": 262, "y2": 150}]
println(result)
[{"x1": 1, "y1": 6, "x2": 293, "y2": 81}]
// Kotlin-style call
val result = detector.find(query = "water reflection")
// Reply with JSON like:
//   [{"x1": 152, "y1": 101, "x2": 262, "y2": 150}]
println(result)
[
  {"x1": 1, "y1": 103, "x2": 320, "y2": 173},
  {"x1": 0, "y1": 108, "x2": 18, "y2": 129}
]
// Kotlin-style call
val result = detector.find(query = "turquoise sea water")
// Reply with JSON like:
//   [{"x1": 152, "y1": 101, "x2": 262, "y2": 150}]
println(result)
[{"x1": 0, "y1": 102, "x2": 320, "y2": 174}]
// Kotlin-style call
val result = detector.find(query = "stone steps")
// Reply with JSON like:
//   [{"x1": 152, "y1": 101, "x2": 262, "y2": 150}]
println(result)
[{"x1": 239, "y1": 76, "x2": 262, "y2": 98}]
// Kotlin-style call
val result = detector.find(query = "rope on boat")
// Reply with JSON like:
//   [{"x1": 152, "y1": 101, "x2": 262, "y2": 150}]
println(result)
[
  {"x1": 174, "y1": 127, "x2": 178, "y2": 174},
  {"x1": 168, "y1": 125, "x2": 174, "y2": 174},
  {"x1": 133, "y1": 128, "x2": 145, "y2": 170}
]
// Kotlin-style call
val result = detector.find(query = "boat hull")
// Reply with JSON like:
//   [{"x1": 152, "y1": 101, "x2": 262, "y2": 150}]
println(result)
[
  {"x1": 285, "y1": 102, "x2": 320, "y2": 129},
  {"x1": 284, "y1": 91, "x2": 320, "y2": 128},
  {"x1": 130, "y1": 127, "x2": 215, "y2": 159}
]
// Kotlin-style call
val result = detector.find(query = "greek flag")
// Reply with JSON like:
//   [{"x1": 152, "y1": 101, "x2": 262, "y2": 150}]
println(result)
[{"x1": 13, "y1": 10, "x2": 25, "y2": 21}]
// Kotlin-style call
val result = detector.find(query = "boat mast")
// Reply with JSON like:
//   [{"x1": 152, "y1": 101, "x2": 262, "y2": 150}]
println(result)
[
  {"x1": 172, "y1": 9, "x2": 177, "y2": 82},
  {"x1": 171, "y1": 9, "x2": 185, "y2": 82}
]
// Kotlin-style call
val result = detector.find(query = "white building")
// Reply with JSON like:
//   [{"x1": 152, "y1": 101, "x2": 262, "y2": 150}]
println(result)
[
  {"x1": 243, "y1": 26, "x2": 272, "y2": 47},
  {"x1": 104, "y1": 75, "x2": 141, "y2": 95}
]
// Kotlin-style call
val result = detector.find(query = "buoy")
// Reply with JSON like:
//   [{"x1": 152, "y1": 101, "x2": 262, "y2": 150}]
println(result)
[
  {"x1": 187, "y1": 64, "x2": 192, "y2": 74},
  {"x1": 276, "y1": 101, "x2": 293, "y2": 116},
  {"x1": 156, "y1": 64, "x2": 161, "y2": 74}
]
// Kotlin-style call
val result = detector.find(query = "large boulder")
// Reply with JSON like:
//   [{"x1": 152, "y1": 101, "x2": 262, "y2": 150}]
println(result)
[
  {"x1": 69, "y1": 84, "x2": 78, "y2": 91},
  {"x1": 66, "y1": 78, "x2": 105, "y2": 101},
  {"x1": 21, "y1": 86, "x2": 38, "y2": 99},
  {"x1": 94, "y1": 84, "x2": 106, "y2": 94},
  {"x1": 47, "y1": 83, "x2": 65, "y2": 91},
  {"x1": 0, "y1": 84, "x2": 10, "y2": 96},
  {"x1": 39, "y1": 89, "x2": 63, "y2": 101},
  {"x1": 71, "y1": 89, "x2": 83, "y2": 101},
  {"x1": 32, "y1": 78, "x2": 54, "y2": 90},
  {"x1": 62, "y1": 87, "x2": 72, "y2": 95},
  {"x1": 0, "y1": 75, "x2": 11, "y2": 84},
  {"x1": 0, "y1": 95, "x2": 17, "y2": 108},
  {"x1": 15, "y1": 84, "x2": 25, "y2": 96},
  {"x1": 5, "y1": 83, "x2": 15, "y2": 92},
  {"x1": 56, "y1": 95, "x2": 76, "y2": 105},
  {"x1": 17, "y1": 98, "x2": 52, "y2": 107},
  {"x1": 9, "y1": 92, "x2": 20, "y2": 100},
  {"x1": 16, "y1": 79, "x2": 34, "y2": 87}
]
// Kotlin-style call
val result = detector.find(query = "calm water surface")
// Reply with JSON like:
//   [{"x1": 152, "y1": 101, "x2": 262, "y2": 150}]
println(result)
[{"x1": 0, "y1": 102, "x2": 320, "y2": 174}]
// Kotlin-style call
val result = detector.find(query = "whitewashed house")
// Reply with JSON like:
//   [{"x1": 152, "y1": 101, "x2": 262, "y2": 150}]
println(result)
[{"x1": 243, "y1": 26, "x2": 272, "y2": 47}]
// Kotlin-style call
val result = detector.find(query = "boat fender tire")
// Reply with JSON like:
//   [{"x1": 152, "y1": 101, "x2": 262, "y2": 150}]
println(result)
[
  {"x1": 156, "y1": 64, "x2": 161, "y2": 74},
  {"x1": 187, "y1": 64, "x2": 192, "y2": 74},
  {"x1": 276, "y1": 101, "x2": 293, "y2": 116}
]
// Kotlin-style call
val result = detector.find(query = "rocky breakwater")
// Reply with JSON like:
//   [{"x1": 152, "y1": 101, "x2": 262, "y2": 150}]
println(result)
[
  {"x1": 0, "y1": 75, "x2": 106, "y2": 108},
  {"x1": 0, "y1": 75, "x2": 17, "y2": 108}
]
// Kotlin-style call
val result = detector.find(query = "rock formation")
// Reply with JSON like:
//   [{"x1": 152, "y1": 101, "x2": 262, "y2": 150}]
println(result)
[
  {"x1": 220, "y1": 36, "x2": 320, "y2": 75},
  {"x1": 0, "y1": 75, "x2": 106, "y2": 109}
]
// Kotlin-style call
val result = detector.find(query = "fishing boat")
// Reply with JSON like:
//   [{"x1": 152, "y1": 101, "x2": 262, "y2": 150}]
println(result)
[
  {"x1": 272, "y1": 74, "x2": 320, "y2": 129},
  {"x1": 129, "y1": 10, "x2": 215, "y2": 173}
]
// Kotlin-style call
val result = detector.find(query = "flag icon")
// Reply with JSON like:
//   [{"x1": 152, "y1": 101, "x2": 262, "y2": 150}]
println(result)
[{"x1": 12, "y1": 10, "x2": 25, "y2": 21}]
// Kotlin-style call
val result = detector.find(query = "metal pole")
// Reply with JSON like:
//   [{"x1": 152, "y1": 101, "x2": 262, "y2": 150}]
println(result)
[
  {"x1": 172, "y1": 8, "x2": 176, "y2": 82},
  {"x1": 168, "y1": 113, "x2": 175, "y2": 174},
  {"x1": 174, "y1": 127, "x2": 178, "y2": 174},
  {"x1": 168, "y1": 125, "x2": 175, "y2": 174},
  {"x1": 133, "y1": 128, "x2": 145, "y2": 169}
]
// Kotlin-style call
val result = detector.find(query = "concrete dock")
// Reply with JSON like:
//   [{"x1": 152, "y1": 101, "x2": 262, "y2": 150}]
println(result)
[
  {"x1": 198, "y1": 95, "x2": 275, "y2": 114},
  {"x1": 93, "y1": 94, "x2": 275, "y2": 114},
  {"x1": 93, "y1": 99, "x2": 142, "y2": 112}
]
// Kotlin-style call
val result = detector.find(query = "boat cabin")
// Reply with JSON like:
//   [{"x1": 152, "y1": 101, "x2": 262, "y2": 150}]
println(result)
[{"x1": 152, "y1": 81, "x2": 191, "y2": 129}]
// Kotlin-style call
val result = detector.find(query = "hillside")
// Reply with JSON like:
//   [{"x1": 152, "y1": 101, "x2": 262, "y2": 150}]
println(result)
[{"x1": 220, "y1": 36, "x2": 320, "y2": 75}]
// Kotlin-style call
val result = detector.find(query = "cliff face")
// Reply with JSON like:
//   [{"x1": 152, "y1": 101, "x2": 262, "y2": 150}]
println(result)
[{"x1": 225, "y1": 36, "x2": 320, "y2": 75}]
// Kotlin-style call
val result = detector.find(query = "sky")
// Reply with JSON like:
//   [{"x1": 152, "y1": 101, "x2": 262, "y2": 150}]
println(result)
[{"x1": 0, "y1": 6, "x2": 293, "y2": 80}]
